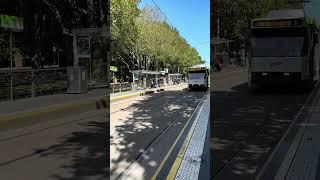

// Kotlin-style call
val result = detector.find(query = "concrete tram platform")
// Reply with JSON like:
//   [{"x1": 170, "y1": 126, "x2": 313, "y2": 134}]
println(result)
[
  {"x1": 257, "y1": 82, "x2": 320, "y2": 180},
  {"x1": 153, "y1": 92, "x2": 210, "y2": 180},
  {"x1": 169, "y1": 92, "x2": 210, "y2": 180},
  {"x1": 112, "y1": 88, "x2": 209, "y2": 180},
  {"x1": 0, "y1": 88, "x2": 107, "y2": 130}
]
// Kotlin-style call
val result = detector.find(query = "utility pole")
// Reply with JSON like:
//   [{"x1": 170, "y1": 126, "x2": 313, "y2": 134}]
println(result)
[
  {"x1": 217, "y1": 0, "x2": 220, "y2": 39},
  {"x1": 213, "y1": 0, "x2": 220, "y2": 67},
  {"x1": 10, "y1": 32, "x2": 13, "y2": 102}
]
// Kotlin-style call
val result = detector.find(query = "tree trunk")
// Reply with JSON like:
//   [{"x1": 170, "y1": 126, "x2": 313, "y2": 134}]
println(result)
[{"x1": 87, "y1": 0, "x2": 95, "y2": 27}]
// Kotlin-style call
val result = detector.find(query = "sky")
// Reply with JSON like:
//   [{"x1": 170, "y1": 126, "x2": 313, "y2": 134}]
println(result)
[{"x1": 139, "y1": 0, "x2": 210, "y2": 66}]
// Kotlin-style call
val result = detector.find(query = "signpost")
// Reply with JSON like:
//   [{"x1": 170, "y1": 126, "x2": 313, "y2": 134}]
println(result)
[
  {"x1": 0, "y1": 14, "x2": 24, "y2": 31},
  {"x1": 0, "y1": 14, "x2": 23, "y2": 102},
  {"x1": 110, "y1": 66, "x2": 118, "y2": 83}
]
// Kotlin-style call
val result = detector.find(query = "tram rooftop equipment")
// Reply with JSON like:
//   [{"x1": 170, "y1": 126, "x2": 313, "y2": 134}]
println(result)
[
  {"x1": 188, "y1": 64, "x2": 207, "y2": 72},
  {"x1": 251, "y1": 9, "x2": 317, "y2": 29}
]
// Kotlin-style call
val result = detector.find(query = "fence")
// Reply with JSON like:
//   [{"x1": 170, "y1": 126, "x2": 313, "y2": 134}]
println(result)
[
  {"x1": 0, "y1": 68, "x2": 67, "y2": 101},
  {"x1": 110, "y1": 82, "x2": 133, "y2": 93},
  {"x1": 110, "y1": 79, "x2": 177, "y2": 94}
]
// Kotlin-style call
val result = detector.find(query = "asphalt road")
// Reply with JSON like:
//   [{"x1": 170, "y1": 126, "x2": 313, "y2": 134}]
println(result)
[
  {"x1": 110, "y1": 85, "x2": 206, "y2": 179},
  {"x1": 0, "y1": 108, "x2": 107, "y2": 180},
  {"x1": 210, "y1": 69, "x2": 310, "y2": 180}
]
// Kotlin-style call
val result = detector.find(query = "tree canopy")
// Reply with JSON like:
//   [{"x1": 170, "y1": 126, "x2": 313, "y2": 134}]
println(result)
[
  {"x1": 0, "y1": 0, "x2": 108, "y2": 68},
  {"x1": 213, "y1": 0, "x2": 302, "y2": 50},
  {"x1": 111, "y1": 0, "x2": 203, "y2": 79}
]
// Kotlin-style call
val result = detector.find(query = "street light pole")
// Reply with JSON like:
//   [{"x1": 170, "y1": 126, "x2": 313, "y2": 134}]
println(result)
[{"x1": 10, "y1": 32, "x2": 13, "y2": 102}]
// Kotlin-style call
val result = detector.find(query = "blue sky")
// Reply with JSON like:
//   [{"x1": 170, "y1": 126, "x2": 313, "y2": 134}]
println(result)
[{"x1": 139, "y1": 0, "x2": 210, "y2": 66}]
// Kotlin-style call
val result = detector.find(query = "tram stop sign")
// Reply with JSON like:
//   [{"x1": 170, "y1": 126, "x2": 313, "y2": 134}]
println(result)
[
  {"x1": 0, "y1": 14, "x2": 23, "y2": 32},
  {"x1": 110, "y1": 66, "x2": 118, "y2": 72}
]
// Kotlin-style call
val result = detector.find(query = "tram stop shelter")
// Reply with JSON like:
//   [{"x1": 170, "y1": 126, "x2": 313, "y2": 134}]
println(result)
[
  {"x1": 168, "y1": 73, "x2": 183, "y2": 85},
  {"x1": 131, "y1": 70, "x2": 163, "y2": 90},
  {"x1": 211, "y1": 38, "x2": 234, "y2": 68}
]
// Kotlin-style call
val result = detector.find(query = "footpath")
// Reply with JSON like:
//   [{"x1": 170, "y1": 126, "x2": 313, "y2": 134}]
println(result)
[
  {"x1": 0, "y1": 88, "x2": 107, "y2": 129},
  {"x1": 212, "y1": 64, "x2": 247, "y2": 73}
]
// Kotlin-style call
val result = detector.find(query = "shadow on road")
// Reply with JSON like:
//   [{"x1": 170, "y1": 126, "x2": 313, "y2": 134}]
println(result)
[
  {"x1": 110, "y1": 90, "x2": 205, "y2": 179},
  {"x1": 210, "y1": 82, "x2": 309, "y2": 180},
  {"x1": 35, "y1": 112, "x2": 109, "y2": 180}
]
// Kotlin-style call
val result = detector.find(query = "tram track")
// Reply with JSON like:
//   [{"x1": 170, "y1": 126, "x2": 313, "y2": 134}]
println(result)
[
  {"x1": 211, "y1": 116, "x2": 274, "y2": 177},
  {"x1": 211, "y1": 86, "x2": 319, "y2": 178},
  {"x1": 111, "y1": 89, "x2": 206, "y2": 179},
  {"x1": 110, "y1": 92, "x2": 173, "y2": 115},
  {"x1": 110, "y1": 87, "x2": 190, "y2": 115},
  {"x1": 0, "y1": 109, "x2": 106, "y2": 168},
  {"x1": 211, "y1": 69, "x2": 310, "y2": 180},
  {"x1": 0, "y1": 110, "x2": 105, "y2": 143},
  {"x1": 110, "y1": 85, "x2": 188, "y2": 114}
]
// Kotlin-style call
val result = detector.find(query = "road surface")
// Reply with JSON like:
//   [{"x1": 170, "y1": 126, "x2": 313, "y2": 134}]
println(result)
[
  {"x1": 210, "y1": 69, "x2": 310, "y2": 180},
  {"x1": 0, "y1": 107, "x2": 107, "y2": 180},
  {"x1": 110, "y1": 84, "x2": 206, "y2": 179}
]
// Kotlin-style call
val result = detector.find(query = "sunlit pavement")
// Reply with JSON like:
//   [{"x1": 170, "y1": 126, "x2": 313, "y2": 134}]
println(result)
[
  {"x1": 210, "y1": 69, "x2": 310, "y2": 180},
  {"x1": 110, "y1": 84, "x2": 207, "y2": 179}
]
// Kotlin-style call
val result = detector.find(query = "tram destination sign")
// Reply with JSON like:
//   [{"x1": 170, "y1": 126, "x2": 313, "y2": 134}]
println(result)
[
  {"x1": 252, "y1": 19, "x2": 303, "y2": 28},
  {"x1": 189, "y1": 67, "x2": 206, "y2": 71},
  {"x1": 0, "y1": 14, "x2": 23, "y2": 32}
]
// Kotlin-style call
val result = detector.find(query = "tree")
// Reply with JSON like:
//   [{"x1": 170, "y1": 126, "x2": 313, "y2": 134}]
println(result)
[
  {"x1": 110, "y1": 0, "x2": 140, "y2": 75},
  {"x1": 111, "y1": 2, "x2": 203, "y2": 79},
  {"x1": 0, "y1": 0, "x2": 108, "y2": 69},
  {"x1": 214, "y1": 0, "x2": 303, "y2": 53}
]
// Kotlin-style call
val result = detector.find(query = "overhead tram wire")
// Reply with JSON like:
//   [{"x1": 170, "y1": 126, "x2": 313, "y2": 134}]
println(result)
[{"x1": 142, "y1": 0, "x2": 175, "y2": 28}]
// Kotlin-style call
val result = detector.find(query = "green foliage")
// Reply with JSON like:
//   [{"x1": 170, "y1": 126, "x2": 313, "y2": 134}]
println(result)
[
  {"x1": 215, "y1": 0, "x2": 303, "y2": 49},
  {"x1": 0, "y1": 0, "x2": 107, "y2": 69},
  {"x1": 111, "y1": 1, "x2": 203, "y2": 77},
  {"x1": 304, "y1": 16, "x2": 318, "y2": 29}
]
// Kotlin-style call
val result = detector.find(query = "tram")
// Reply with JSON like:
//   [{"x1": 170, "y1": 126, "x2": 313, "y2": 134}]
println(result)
[
  {"x1": 188, "y1": 64, "x2": 209, "y2": 90},
  {"x1": 248, "y1": 9, "x2": 320, "y2": 91}
]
